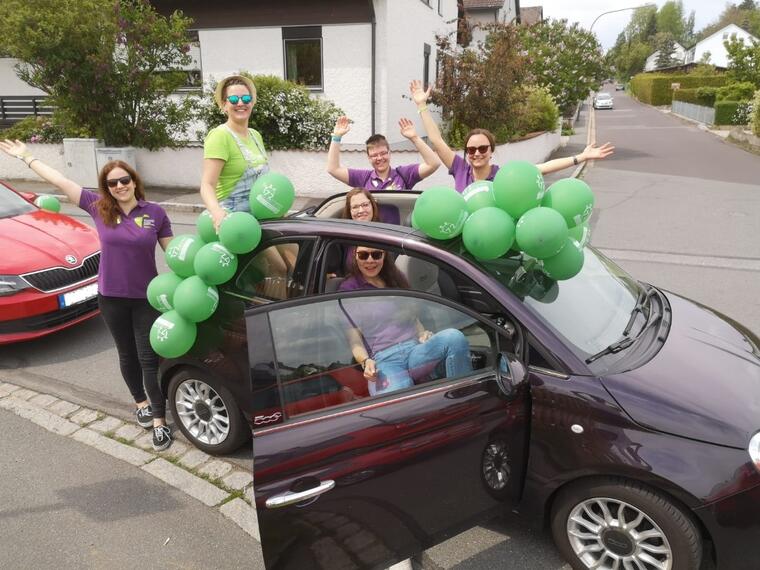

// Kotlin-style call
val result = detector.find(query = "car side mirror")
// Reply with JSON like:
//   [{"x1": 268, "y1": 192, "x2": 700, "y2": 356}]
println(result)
[{"x1": 496, "y1": 352, "x2": 527, "y2": 399}]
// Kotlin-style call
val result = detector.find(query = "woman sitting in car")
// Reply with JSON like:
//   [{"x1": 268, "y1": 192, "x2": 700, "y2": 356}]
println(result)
[{"x1": 338, "y1": 246, "x2": 471, "y2": 395}]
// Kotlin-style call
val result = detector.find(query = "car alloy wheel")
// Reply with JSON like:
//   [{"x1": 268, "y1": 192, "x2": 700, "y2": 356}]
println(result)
[
  {"x1": 566, "y1": 497, "x2": 672, "y2": 569},
  {"x1": 480, "y1": 437, "x2": 511, "y2": 499},
  {"x1": 174, "y1": 377, "x2": 231, "y2": 446}
]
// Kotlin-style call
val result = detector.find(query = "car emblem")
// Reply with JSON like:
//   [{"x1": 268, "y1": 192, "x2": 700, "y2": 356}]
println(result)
[{"x1": 65, "y1": 255, "x2": 78, "y2": 265}]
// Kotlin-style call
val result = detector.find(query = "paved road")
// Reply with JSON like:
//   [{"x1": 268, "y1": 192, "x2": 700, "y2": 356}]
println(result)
[{"x1": 0, "y1": 407, "x2": 263, "y2": 569}]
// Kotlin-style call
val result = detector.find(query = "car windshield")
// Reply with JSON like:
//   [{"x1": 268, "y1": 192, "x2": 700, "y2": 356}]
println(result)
[
  {"x1": 597, "y1": 93, "x2": 612, "y2": 100},
  {"x1": 477, "y1": 247, "x2": 642, "y2": 372},
  {"x1": 0, "y1": 184, "x2": 35, "y2": 218}
]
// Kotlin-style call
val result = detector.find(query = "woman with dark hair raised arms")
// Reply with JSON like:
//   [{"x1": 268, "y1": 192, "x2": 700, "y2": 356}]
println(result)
[{"x1": 410, "y1": 80, "x2": 614, "y2": 192}]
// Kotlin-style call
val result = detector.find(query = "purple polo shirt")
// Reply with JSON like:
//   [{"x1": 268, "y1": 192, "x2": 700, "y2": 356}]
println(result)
[
  {"x1": 347, "y1": 163, "x2": 422, "y2": 190},
  {"x1": 448, "y1": 154, "x2": 500, "y2": 192},
  {"x1": 338, "y1": 276, "x2": 417, "y2": 354},
  {"x1": 80, "y1": 190, "x2": 173, "y2": 298}
]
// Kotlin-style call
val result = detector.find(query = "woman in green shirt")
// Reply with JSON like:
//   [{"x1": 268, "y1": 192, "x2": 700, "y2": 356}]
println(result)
[{"x1": 200, "y1": 75, "x2": 269, "y2": 230}]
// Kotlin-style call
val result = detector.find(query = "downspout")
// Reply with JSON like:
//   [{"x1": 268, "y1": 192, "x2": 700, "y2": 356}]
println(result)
[
  {"x1": 514, "y1": 0, "x2": 521, "y2": 24},
  {"x1": 369, "y1": 0, "x2": 376, "y2": 134}
]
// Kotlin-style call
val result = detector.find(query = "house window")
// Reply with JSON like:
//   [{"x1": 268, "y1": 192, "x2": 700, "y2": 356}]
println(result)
[
  {"x1": 283, "y1": 26, "x2": 323, "y2": 90},
  {"x1": 423, "y1": 43, "x2": 431, "y2": 90}
]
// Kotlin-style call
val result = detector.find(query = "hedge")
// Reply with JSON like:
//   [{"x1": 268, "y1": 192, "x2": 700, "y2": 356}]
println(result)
[
  {"x1": 714, "y1": 101, "x2": 743, "y2": 125},
  {"x1": 672, "y1": 88, "x2": 716, "y2": 106},
  {"x1": 630, "y1": 73, "x2": 727, "y2": 105}
]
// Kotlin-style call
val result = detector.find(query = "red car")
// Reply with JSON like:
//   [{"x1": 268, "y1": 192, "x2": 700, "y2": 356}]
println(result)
[{"x1": 0, "y1": 180, "x2": 100, "y2": 344}]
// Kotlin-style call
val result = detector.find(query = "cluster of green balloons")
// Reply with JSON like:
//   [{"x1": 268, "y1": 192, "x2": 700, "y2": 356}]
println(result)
[
  {"x1": 412, "y1": 161, "x2": 594, "y2": 281},
  {"x1": 35, "y1": 195, "x2": 61, "y2": 213},
  {"x1": 148, "y1": 172, "x2": 295, "y2": 358}
]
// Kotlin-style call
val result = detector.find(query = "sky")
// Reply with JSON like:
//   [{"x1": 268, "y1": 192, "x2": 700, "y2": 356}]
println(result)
[{"x1": 520, "y1": 0, "x2": 733, "y2": 50}]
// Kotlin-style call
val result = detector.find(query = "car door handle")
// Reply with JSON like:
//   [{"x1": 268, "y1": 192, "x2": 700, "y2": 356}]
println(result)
[{"x1": 265, "y1": 480, "x2": 336, "y2": 509}]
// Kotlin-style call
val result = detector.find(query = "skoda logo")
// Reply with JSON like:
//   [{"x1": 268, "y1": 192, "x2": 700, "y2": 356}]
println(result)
[{"x1": 65, "y1": 255, "x2": 78, "y2": 265}]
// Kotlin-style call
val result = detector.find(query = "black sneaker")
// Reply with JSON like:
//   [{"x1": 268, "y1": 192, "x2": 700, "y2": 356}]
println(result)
[
  {"x1": 152, "y1": 424, "x2": 172, "y2": 451},
  {"x1": 135, "y1": 405, "x2": 152, "y2": 429}
]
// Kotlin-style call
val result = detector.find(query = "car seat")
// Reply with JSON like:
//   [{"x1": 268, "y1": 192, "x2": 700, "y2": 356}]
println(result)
[{"x1": 377, "y1": 203, "x2": 401, "y2": 225}]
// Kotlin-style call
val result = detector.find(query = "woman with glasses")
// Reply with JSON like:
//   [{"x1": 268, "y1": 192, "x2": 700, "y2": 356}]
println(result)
[
  {"x1": 201, "y1": 74, "x2": 269, "y2": 230},
  {"x1": 327, "y1": 115, "x2": 440, "y2": 190},
  {"x1": 343, "y1": 188, "x2": 380, "y2": 222},
  {"x1": 409, "y1": 80, "x2": 614, "y2": 192},
  {"x1": 0, "y1": 139, "x2": 174, "y2": 451},
  {"x1": 338, "y1": 246, "x2": 471, "y2": 395}
]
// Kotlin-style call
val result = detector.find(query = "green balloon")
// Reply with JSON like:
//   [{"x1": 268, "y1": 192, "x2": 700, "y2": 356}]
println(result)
[
  {"x1": 493, "y1": 161, "x2": 545, "y2": 219},
  {"x1": 462, "y1": 207, "x2": 515, "y2": 260},
  {"x1": 462, "y1": 180, "x2": 496, "y2": 214},
  {"x1": 173, "y1": 276, "x2": 220, "y2": 323},
  {"x1": 542, "y1": 238, "x2": 585, "y2": 280},
  {"x1": 165, "y1": 234, "x2": 203, "y2": 278},
  {"x1": 149, "y1": 310, "x2": 197, "y2": 358},
  {"x1": 541, "y1": 178, "x2": 595, "y2": 228},
  {"x1": 35, "y1": 195, "x2": 61, "y2": 213},
  {"x1": 413, "y1": 186, "x2": 468, "y2": 240},
  {"x1": 568, "y1": 221, "x2": 591, "y2": 246},
  {"x1": 193, "y1": 242, "x2": 238, "y2": 285},
  {"x1": 219, "y1": 211, "x2": 261, "y2": 254},
  {"x1": 250, "y1": 172, "x2": 295, "y2": 219},
  {"x1": 196, "y1": 209, "x2": 219, "y2": 243},
  {"x1": 146, "y1": 272, "x2": 183, "y2": 313},
  {"x1": 515, "y1": 207, "x2": 568, "y2": 259}
]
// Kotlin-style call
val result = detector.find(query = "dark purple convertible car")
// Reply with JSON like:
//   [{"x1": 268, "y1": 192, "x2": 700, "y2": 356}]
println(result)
[{"x1": 159, "y1": 191, "x2": 760, "y2": 570}]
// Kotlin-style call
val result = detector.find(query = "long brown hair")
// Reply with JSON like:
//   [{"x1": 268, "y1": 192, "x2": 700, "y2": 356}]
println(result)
[
  {"x1": 342, "y1": 188, "x2": 380, "y2": 221},
  {"x1": 349, "y1": 248, "x2": 410, "y2": 289},
  {"x1": 96, "y1": 160, "x2": 145, "y2": 226}
]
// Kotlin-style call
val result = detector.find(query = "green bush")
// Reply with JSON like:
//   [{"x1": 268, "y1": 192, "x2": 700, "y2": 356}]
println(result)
[
  {"x1": 716, "y1": 81, "x2": 756, "y2": 102},
  {"x1": 514, "y1": 86, "x2": 560, "y2": 136},
  {"x1": 714, "y1": 101, "x2": 744, "y2": 125},
  {"x1": 630, "y1": 73, "x2": 727, "y2": 105},
  {"x1": 0, "y1": 114, "x2": 91, "y2": 143},
  {"x1": 195, "y1": 73, "x2": 343, "y2": 150},
  {"x1": 752, "y1": 90, "x2": 760, "y2": 136},
  {"x1": 673, "y1": 88, "x2": 716, "y2": 106}
]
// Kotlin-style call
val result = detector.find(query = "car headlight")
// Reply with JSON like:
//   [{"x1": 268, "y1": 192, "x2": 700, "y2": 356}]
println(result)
[
  {"x1": 750, "y1": 432, "x2": 760, "y2": 473},
  {"x1": 0, "y1": 275, "x2": 29, "y2": 296}
]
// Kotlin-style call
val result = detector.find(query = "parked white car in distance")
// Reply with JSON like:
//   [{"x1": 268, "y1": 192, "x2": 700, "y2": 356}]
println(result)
[{"x1": 593, "y1": 92, "x2": 614, "y2": 109}]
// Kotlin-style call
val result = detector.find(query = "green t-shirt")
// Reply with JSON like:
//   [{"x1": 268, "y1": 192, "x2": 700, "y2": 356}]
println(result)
[{"x1": 203, "y1": 125, "x2": 268, "y2": 200}]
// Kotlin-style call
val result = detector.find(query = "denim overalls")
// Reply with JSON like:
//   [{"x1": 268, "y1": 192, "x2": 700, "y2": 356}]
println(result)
[{"x1": 219, "y1": 125, "x2": 269, "y2": 212}]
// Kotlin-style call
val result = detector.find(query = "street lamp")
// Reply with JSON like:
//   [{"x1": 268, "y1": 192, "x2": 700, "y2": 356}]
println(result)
[{"x1": 589, "y1": 4, "x2": 656, "y2": 33}]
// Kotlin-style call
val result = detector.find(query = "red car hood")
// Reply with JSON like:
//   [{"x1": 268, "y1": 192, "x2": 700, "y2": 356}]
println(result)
[{"x1": 0, "y1": 210, "x2": 100, "y2": 273}]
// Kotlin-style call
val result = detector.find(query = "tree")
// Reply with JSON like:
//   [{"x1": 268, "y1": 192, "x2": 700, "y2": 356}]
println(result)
[
  {"x1": 738, "y1": 0, "x2": 757, "y2": 11},
  {"x1": 627, "y1": 5, "x2": 658, "y2": 44},
  {"x1": 655, "y1": 33, "x2": 679, "y2": 68},
  {"x1": 519, "y1": 19, "x2": 608, "y2": 115},
  {"x1": 0, "y1": 0, "x2": 195, "y2": 149},
  {"x1": 725, "y1": 35, "x2": 760, "y2": 87},
  {"x1": 656, "y1": 1, "x2": 686, "y2": 43}
]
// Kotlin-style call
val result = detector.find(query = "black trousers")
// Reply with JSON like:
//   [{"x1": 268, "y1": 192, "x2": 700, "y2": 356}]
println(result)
[{"x1": 98, "y1": 294, "x2": 165, "y2": 419}]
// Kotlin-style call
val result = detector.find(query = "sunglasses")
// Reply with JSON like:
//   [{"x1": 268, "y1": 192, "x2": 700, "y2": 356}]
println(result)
[
  {"x1": 226, "y1": 94, "x2": 252, "y2": 105},
  {"x1": 466, "y1": 145, "x2": 491, "y2": 156},
  {"x1": 356, "y1": 250, "x2": 384, "y2": 261},
  {"x1": 106, "y1": 175, "x2": 132, "y2": 189}
]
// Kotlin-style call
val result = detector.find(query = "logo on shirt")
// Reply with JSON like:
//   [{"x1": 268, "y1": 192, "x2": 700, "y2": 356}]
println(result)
[{"x1": 134, "y1": 215, "x2": 155, "y2": 229}]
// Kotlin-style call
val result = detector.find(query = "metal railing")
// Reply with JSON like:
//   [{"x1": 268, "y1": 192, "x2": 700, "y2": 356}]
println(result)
[{"x1": 0, "y1": 96, "x2": 54, "y2": 127}]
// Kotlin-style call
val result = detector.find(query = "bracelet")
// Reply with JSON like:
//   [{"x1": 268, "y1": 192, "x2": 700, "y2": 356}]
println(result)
[
  {"x1": 572, "y1": 156, "x2": 579, "y2": 165},
  {"x1": 417, "y1": 105, "x2": 428, "y2": 114},
  {"x1": 26, "y1": 158, "x2": 39, "y2": 168},
  {"x1": 331, "y1": 134, "x2": 342, "y2": 143}
]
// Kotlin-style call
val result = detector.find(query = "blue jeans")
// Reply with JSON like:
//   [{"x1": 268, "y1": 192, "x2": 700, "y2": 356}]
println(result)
[
  {"x1": 370, "y1": 329, "x2": 472, "y2": 396},
  {"x1": 219, "y1": 183, "x2": 251, "y2": 212}
]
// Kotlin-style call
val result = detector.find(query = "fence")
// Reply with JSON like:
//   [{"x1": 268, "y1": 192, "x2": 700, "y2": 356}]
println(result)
[
  {"x1": 672, "y1": 100, "x2": 715, "y2": 126},
  {"x1": 0, "y1": 96, "x2": 53, "y2": 128}
]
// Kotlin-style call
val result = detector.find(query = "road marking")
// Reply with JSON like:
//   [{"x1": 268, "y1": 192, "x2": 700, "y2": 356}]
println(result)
[{"x1": 600, "y1": 248, "x2": 760, "y2": 272}]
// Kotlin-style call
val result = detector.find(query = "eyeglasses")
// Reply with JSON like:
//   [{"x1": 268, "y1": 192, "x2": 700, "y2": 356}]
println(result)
[
  {"x1": 106, "y1": 175, "x2": 132, "y2": 188},
  {"x1": 227, "y1": 94, "x2": 252, "y2": 105},
  {"x1": 356, "y1": 250, "x2": 384, "y2": 261},
  {"x1": 466, "y1": 145, "x2": 491, "y2": 156},
  {"x1": 368, "y1": 150, "x2": 389, "y2": 160},
  {"x1": 350, "y1": 202, "x2": 372, "y2": 212}
]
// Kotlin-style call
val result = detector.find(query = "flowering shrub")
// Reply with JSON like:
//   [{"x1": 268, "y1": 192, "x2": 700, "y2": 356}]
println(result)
[
  {"x1": 0, "y1": 115, "x2": 91, "y2": 143},
  {"x1": 195, "y1": 73, "x2": 343, "y2": 150},
  {"x1": 733, "y1": 101, "x2": 753, "y2": 125},
  {"x1": 752, "y1": 90, "x2": 760, "y2": 136},
  {"x1": 514, "y1": 86, "x2": 560, "y2": 136}
]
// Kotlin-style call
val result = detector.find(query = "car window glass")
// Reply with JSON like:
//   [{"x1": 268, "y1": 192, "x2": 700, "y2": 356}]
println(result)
[
  {"x1": 267, "y1": 295, "x2": 497, "y2": 419},
  {"x1": 0, "y1": 184, "x2": 35, "y2": 218},
  {"x1": 234, "y1": 240, "x2": 314, "y2": 305}
]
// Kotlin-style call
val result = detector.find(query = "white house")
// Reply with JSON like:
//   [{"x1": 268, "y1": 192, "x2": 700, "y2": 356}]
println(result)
[
  {"x1": 462, "y1": 0, "x2": 518, "y2": 47},
  {"x1": 684, "y1": 24, "x2": 758, "y2": 68},
  {"x1": 643, "y1": 42, "x2": 686, "y2": 72}
]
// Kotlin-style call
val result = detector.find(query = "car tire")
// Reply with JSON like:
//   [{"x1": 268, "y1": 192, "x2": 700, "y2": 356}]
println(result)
[
  {"x1": 550, "y1": 478, "x2": 702, "y2": 570},
  {"x1": 168, "y1": 368, "x2": 251, "y2": 455}
]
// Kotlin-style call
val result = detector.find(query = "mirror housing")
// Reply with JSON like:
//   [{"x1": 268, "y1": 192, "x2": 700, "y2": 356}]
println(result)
[{"x1": 496, "y1": 353, "x2": 527, "y2": 399}]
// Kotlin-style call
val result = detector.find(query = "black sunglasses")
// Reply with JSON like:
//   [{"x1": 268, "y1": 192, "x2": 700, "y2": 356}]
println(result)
[
  {"x1": 466, "y1": 145, "x2": 491, "y2": 156},
  {"x1": 356, "y1": 250, "x2": 384, "y2": 261},
  {"x1": 106, "y1": 175, "x2": 132, "y2": 189}
]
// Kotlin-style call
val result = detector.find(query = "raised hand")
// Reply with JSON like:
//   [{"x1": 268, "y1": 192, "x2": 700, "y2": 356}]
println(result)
[
  {"x1": 409, "y1": 80, "x2": 432, "y2": 107},
  {"x1": 0, "y1": 139, "x2": 28, "y2": 159},
  {"x1": 583, "y1": 142, "x2": 615, "y2": 161},
  {"x1": 333, "y1": 116, "x2": 352, "y2": 137},
  {"x1": 398, "y1": 117, "x2": 418, "y2": 140}
]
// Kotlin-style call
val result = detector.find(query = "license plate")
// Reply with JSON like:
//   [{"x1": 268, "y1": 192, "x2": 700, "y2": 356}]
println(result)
[{"x1": 58, "y1": 283, "x2": 98, "y2": 308}]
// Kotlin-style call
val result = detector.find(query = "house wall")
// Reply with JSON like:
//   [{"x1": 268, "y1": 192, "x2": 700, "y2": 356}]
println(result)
[
  {"x1": 693, "y1": 24, "x2": 757, "y2": 68},
  {"x1": 0, "y1": 59, "x2": 47, "y2": 96},
  {"x1": 644, "y1": 43, "x2": 686, "y2": 72},
  {"x1": 467, "y1": 1, "x2": 517, "y2": 47}
]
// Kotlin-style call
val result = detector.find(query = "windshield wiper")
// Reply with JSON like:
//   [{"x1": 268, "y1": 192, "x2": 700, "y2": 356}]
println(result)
[
  {"x1": 621, "y1": 285, "x2": 655, "y2": 337},
  {"x1": 585, "y1": 337, "x2": 635, "y2": 364}
]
